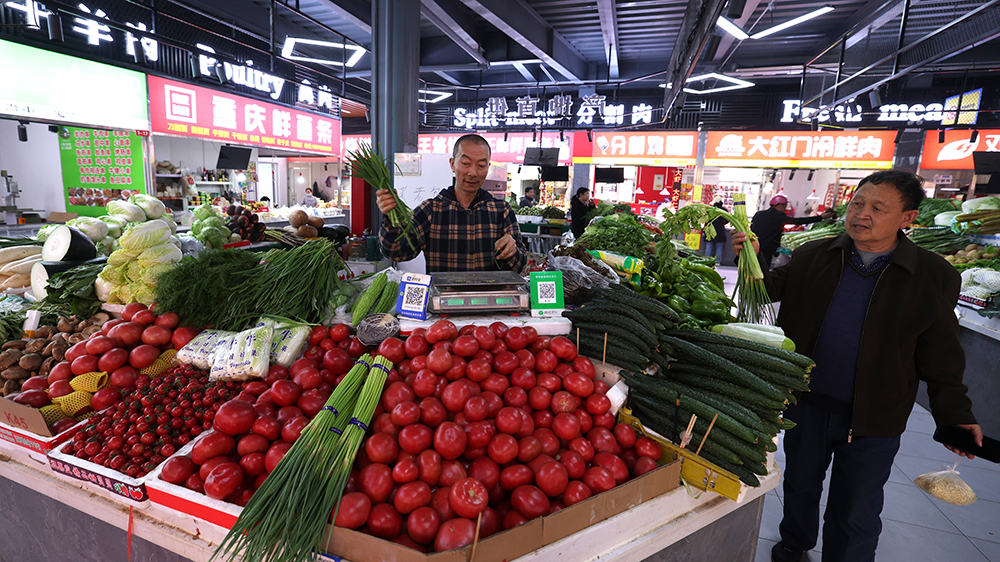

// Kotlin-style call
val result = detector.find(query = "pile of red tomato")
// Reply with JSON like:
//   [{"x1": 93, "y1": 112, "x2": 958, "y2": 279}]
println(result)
[
  {"x1": 335, "y1": 321, "x2": 663, "y2": 553},
  {"x1": 15, "y1": 303, "x2": 200, "y2": 429},
  {"x1": 156, "y1": 324, "x2": 373, "y2": 504}
]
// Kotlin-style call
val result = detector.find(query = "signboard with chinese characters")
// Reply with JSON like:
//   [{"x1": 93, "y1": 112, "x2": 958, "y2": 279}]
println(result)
[
  {"x1": 0, "y1": 39, "x2": 149, "y2": 131},
  {"x1": 705, "y1": 130, "x2": 896, "y2": 169},
  {"x1": 453, "y1": 93, "x2": 658, "y2": 129},
  {"x1": 58, "y1": 127, "x2": 147, "y2": 217},
  {"x1": 342, "y1": 132, "x2": 572, "y2": 165},
  {"x1": 779, "y1": 89, "x2": 984, "y2": 126},
  {"x1": 920, "y1": 130, "x2": 1000, "y2": 170},
  {"x1": 592, "y1": 131, "x2": 698, "y2": 166},
  {"x1": 148, "y1": 76, "x2": 340, "y2": 156}
]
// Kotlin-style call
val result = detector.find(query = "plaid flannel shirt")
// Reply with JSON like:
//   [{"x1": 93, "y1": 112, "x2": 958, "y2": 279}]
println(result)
[{"x1": 380, "y1": 185, "x2": 527, "y2": 273}]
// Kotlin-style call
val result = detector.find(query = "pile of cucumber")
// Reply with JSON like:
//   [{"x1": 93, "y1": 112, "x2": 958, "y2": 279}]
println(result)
[
  {"x1": 562, "y1": 283, "x2": 681, "y2": 372},
  {"x1": 622, "y1": 329, "x2": 814, "y2": 487}
]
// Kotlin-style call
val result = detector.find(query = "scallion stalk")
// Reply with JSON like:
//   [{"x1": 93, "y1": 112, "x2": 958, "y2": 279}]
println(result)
[{"x1": 348, "y1": 143, "x2": 419, "y2": 250}]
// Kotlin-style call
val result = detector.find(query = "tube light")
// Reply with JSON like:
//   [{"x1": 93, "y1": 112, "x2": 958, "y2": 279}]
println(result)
[
  {"x1": 281, "y1": 37, "x2": 367, "y2": 67},
  {"x1": 682, "y1": 73, "x2": 755, "y2": 95},
  {"x1": 751, "y1": 6, "x2": 835, "y2": 40},
  {"x1": 418, "y1": 89, "x2": 453, "y2": 104},
  {"x1": 716, "y1": 17, "x2": 749, "y2": 40}
]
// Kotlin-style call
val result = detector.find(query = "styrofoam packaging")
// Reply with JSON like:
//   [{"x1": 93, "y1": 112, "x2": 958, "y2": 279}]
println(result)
[{"x1": 47, "y1": 443, "x2": 152, "y2": 507}]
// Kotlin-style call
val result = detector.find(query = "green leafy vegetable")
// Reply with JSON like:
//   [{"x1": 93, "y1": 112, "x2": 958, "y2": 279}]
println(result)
[
  {"x1": 42, "y1": 262, "x2": 106, "y2": 318},
  {"x1": 576, "y1": 212, "x2": 653, "y2": 258}
]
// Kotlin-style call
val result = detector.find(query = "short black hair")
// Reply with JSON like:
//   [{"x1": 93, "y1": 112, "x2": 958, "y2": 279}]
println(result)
[
  {"x1": 525, "y1": 186, "x2": 536, "y2": 195},
  {"x1": 453, "y1": 134, "x2": 491, "y2": 160},
  {"x1": 260, "y1": 196, "x2": 270, "y2": 202},
  {"x1": 575, "y1": 187, "x2": 590, "y2": 198},
  {"x1": 858, "y1": 170, "x2": 925, "y2": 211}
]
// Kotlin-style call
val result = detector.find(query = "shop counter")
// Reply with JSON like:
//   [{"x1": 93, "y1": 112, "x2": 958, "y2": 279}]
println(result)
[
  {"x1": 0, "y1": 438, "x2": 779, "y2": 562},
  {"x1": 399, "y1": 313, "x2": 572, "y2": 336}
]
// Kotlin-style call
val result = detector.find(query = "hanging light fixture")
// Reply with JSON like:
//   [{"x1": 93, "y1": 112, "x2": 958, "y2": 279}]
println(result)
[
  {"x1": 297, "y1": 173, "x2": 305, "y2": 184},
  {"x1": 807, "y1": 189, "x2": 820, "y2": 200}
]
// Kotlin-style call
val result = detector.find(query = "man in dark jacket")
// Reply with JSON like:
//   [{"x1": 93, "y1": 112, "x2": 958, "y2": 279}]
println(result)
[
  {"x1": 751, "y1": 194, "x2": 835, "y2": 267},
  {"x1": 734, "y1": 170, "x2": 981, "y2": 562},
  {"x1": 519, "y1": 187, "x2": 537, "y2": 208}
]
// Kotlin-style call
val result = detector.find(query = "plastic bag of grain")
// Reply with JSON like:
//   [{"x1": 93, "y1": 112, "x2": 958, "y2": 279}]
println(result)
[{"x1": 914, "y1": 459, "x2": 977, "y2": 506}]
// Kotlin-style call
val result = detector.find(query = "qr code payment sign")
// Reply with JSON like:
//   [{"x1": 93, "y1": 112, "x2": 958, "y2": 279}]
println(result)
[
  {"x1": 537, "y1": 281, "x2": 557, "y2": 304},
  {"x1": 401, "y1": 284, "x2": 428, "y2": 312}
]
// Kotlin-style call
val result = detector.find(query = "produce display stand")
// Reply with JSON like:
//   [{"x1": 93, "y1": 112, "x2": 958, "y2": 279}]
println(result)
[
  {"x1": 943, "y1": 304, "x2": 1000, "y2": 440},
  {"x1": 398, "y1": 313, "x2": 572, "y2": 336},
  {"x1": 0, "y1": 435, "x2": 778, "y2": 562}
]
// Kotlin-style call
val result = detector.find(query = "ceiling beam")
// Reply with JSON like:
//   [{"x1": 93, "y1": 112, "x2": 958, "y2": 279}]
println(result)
[
  {"x1": 804, "y1": 0, "x2": 895, "y2": 60},
  {"x1": 512, "y1": 62, "x2": 535, "y2": 81},
  {"x1": 458, "y1": 0, "x2": 588, "y2": 82},
  {"x1": 309, "y1": 0, "x2": 372, "y2": 37},
  {"x1": 595, "y1": 0, "x2": 620, "y2": 79},
  {"x1": 661, "y1": 0, "x2": 728, "y2": 120},
  {"x1": 421, "y1": 0, "x2": 488, "y2": 65},
  {"x1": 434, "y1": 70, "x2": 464, "y2": 85}
]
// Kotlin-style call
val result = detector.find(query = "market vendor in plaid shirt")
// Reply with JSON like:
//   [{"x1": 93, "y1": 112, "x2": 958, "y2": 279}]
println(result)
[{"x1": 378, "y1": 134, "x2": 527, "y2": 273}]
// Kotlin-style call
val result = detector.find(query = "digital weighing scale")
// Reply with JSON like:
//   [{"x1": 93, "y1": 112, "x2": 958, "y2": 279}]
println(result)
[{"x1": 428, "y1": 271, "x2": 530, "y2": 314}]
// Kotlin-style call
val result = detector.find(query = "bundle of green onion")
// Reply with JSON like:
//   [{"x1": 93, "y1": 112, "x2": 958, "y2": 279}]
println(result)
[
  {"x1": 348, "y1": 143, "x2": 418, "y2": 250},
  {"x1": 213, "y1": 352, "x2": 392, "y2": 562},
  {"x1": 662, "y1": 195, "x2": 773, "y2": 324}
]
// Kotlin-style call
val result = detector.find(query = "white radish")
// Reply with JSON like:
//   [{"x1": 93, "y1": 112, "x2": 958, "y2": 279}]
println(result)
[
  {"x1": 0, "y1": 245, "x2": 41, "y2": 265},
  {"x1": 0, "y1": 274, "x2": 31, "y2": 290},
  {"x1": 0, "y1": 254, "x2": 42, "y2": 275}
]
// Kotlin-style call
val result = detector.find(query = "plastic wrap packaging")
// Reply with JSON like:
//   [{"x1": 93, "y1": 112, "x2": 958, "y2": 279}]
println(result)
[
  {"x1": 208, "y1": 325, "x2": 273, "y2": 382},
  {"x1": 545, "y1": 253, "x2": 618, "y2": 304},
  {"x1": 176, "y1": 329, "x2": 231, "y2": 370},
  {"x1": 257, "y1": 318, "x2": 310, "y2": 367},
  {"x1": 915, "y1": 460, "x2": 977, "y2": 506}
]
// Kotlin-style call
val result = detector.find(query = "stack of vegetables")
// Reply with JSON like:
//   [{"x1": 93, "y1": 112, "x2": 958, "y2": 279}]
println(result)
[
  {"x1": 779, "y1": 220, "x2": 845, "y2": 251},
  {"x1": 640, "y1": 239, "x2": 733, "y2": 329},
  {"x1": 98, "y1": 219, "x2": 182, "y2": 305},
  {"x1": 623, "y1": 327, "x2": 813, "y2": 486},
  {"x1": 348, "y1": 271, "x2": 399, "y2": 326},
  {"x1": 959, "y1": 267, "x2": 1000, "y2": 302},
  {"x1": 514, "y1": 206, "x2": 544, "y2": 216},
  {"x1": 909, "y1": 227, "x2": 975, "y2": 255},
  {"x1": 953, "y1": 203, "x2": 1000, "y2": 235},
  {"x1": 915, "y1": 198, "x2": 962, "y2": 227},
  {"x1": 541, "y1": 205, "x2": 566, "y2": 220},
  {"x1": 191, "y1": 203, "x2": 238, "y2": 249},
  {"x1": 576, "y1": 212, "x2": 653, "y2": 259},
  {"x1": 947, "y1": 244, "x2": 1000, "y2": 271}
]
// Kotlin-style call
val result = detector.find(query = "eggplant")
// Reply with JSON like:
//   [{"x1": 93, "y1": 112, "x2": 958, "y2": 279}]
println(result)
[
  {"x1": 237, "y1": 215, "x2": 250, "y2": 228},
  {"x1": 253, "y1": 222, "x2": 266, "y2": 233},
  {"x1": 226, "y1": 205, "x2": 237, "y2": 216},
  {"x1": 30, "y1": 260, "x2": 86, "y2": 300},
  {"x1": 250, "y1": 214, "x2": 260, "y2": 224},
  {"x1": 242, "y1": 209, "x2": 253, "y2": 219},
  {"x1": 41, "y1": 226, "x2": 97, "y2": 262}
]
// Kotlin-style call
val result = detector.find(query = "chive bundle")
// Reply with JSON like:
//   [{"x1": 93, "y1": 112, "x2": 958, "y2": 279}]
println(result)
[
  {"x1": 348, "y1": 143, "x2": 418, "y2": 250},
  {"x1": 213, "y1": 352, "x2": 392, "y2": 562}
]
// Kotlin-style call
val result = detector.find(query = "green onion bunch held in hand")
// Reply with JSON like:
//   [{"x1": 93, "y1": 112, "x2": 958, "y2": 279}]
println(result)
[{"x1": 348, "y1": 143, "x2": 418, "y2": 250}]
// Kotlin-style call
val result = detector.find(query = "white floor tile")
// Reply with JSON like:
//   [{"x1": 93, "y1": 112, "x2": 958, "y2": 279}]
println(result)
[
  {"x1": 903, "y1": 411, "x2": 937, "y2": 436},
  {"x1": 879, "y1": 481, "x2": 962, "y2": 534},
  {"x1": 931, "y1": 499, "x2": 1000, "y2": 543},
  {"x1": 755, "y1": 538, "x2": 776, "y2": 562},
  {"x1": 760, "y1": 494, "x2": 783, "y2": 542},
  {"x1": 898, "y1": 431, "x2": 965, "y2": 463},
  {"x1": 875, "y1": 519, "x2": 988, "y2": 562},
  {"x1": 970, "y1": 537, "x2": 1000, "y2": 562}
]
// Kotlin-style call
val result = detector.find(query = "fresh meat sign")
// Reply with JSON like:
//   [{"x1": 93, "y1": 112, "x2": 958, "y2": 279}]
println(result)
[
  {"x1": 705, "y1": 130, "x2": 896, "y2": 169},
  {"x1": 149, "y1": 76, "x2": 340, "y2": 156}
]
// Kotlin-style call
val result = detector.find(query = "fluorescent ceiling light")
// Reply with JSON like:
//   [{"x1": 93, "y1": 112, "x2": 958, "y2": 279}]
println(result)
[
  {"x1": 281, "y1": 37, "x2": 367, "y2": 67},
  {"x1": 419, "y1": 89, "x2": 452, "y2": 103},
  {"x1": 751, "y1": 6, "x2": 835, "y2": 39},
  {"x1": 716, "y1": 16, "x2": 749, "y2": 40},
  {"x1": 681, "y1": 73, "x2": 755, "y2": 94}
]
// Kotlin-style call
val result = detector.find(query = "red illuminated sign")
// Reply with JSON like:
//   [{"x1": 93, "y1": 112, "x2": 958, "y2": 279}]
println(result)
[
  {"x1": 706, "y1": 130, "x2": 896, "y2": 169},
  {"x1": 341, "y1": 132, "x2": 573, "y2": 165},
  {"x1": 149, "y1": 76, "x2": 340, "y2": 156},
  {"x1": 920, "y1": 129, "x2": 1000, "y2": 170}
]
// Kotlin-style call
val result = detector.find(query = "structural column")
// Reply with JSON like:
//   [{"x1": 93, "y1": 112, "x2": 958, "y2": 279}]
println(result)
[{"x1": 371, "y1": 0, "x2": 420, "y2": 232}]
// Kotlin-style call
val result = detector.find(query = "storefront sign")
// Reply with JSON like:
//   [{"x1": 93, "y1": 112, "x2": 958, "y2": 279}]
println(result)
[
  {"x1": 0, "y1": 39, "x2": 149, "y2": 131},
  {"x1": 920, "y1": 129, "x2": 1000, "y2": 170},
  {"x1": 149, "y1": 76, "x2": 340, "y2": 156},
  {"x1": 780, "y1": 89, "x2": 983, "y2": 125},
  {"x1": 592, "y1": 131, "x2": 698, "y2": 166},
  {"x1": 453, "y1": 94, "x2": 658, "y2": 129},
  {"x1": 705, "y1": 130, "x2": 896, "y2": 169},
  {"x1": 341, "y1": 133, "x2": 572, "y2": 165},
  {"x1": 58, "y1": 127, "x2": 146, "y2": 217}
]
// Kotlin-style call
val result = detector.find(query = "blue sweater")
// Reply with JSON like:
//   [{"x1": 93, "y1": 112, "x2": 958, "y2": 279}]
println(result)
[{"x1": 805, "y1": 250, "x2": 892, "y2": 416}]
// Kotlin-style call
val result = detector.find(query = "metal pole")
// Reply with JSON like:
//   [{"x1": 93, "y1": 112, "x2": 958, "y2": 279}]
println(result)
[
  {"x1": 892, "y1": 0, "x2": 911, "y2": 76},
  {"x1": 269, "y1": 0, "x2": 276, "y2": 72},
  {"x1": 371, "y1": 0, "x2": 420, "y2": 232}
]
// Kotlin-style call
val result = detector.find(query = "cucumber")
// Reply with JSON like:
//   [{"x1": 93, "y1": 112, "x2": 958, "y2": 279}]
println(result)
[
  {"x1": 666, "y1": 368, "x2": 787, "y2": 411},
  {"x1": 596, "y1": 284, "x2": 677, "y2": 321},
  {"x1": 709, "y1": 456, "x2": 762, "y2": 487},
  {"x1": 663, "y1": 361, "x2": 788, "y2": 404},
  {"x1": 581, "y1": 299, "x2": 660, "y2": 334},
  {"x1": 659, "y1": 335, "x2": 784, "y2": 400},
  {"x1": 696, "y1": 342, "x2": 809, "y2": 381},
  {"x1": 629, "y1": 396, "x2": 744, "y2": 466},
  {"x1": 573, "y1": 321, "x2": 656, "y2": 350},
  {"x1": 564, "y1": 308, "x2": 658, "y2": 346},
  {"x1": 653, "y1": 377, "x2": 772, "y2": 436},
  {"x1": 669, "y1": 328, "x2": 815, "y2": 370}
]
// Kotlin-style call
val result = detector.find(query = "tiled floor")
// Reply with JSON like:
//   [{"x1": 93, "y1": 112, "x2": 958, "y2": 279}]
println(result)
[{"x1": 756, "y1": 402, "x2": 1000, "y2": 562}]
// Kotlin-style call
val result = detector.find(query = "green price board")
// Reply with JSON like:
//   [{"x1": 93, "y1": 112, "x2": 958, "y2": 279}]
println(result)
[{"x1": 58, "y1": 127, "x2": 147, "y2": 217}]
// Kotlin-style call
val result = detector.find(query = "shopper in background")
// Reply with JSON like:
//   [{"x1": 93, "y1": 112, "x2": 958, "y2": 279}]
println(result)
[
  {"x1": 570, "y1": 187, "x2": 596, "y2": 239},
  {"x1": 377, "y1": 133, "x2": 526, "y2": 272},
  {"x1": 703, "y1": 197, "x2": 728, "y2": 261},
  {"x1": 301, "y1": 188, "x2": 319, "y2": 207},
  {"x1": 506, "y1": 191, "x2": 518, "y2": 207},
  {"x1": 733, "y1": 170, "x2": 981, "y2": 562},
  {"x1": 519, "y1": 186, "x2": 537, "y2": 208},
  {"x1": 751, "y1": 194, "x2": 835, "y2": 268}
]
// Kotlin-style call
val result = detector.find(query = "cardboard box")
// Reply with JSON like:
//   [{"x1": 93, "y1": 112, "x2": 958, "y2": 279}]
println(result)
[
  {"x1": 321, "y1": 461, "x2": 680, "y2": 562},
  {"x1": 145, "y1": 430, "x2": 242, "y2": 529},
  {"x1": 0, "y1": 396, "x2": 85, "y2": 453},
  {"x1": 47, "y1": 443, "x2": 151, "y2": 507},
  {"x1": 47, "y1": 211, "x2": 78, "y2": 223}
]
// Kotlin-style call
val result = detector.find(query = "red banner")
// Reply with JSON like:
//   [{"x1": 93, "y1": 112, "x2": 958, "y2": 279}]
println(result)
[
  {"x1": 920, "y1": 129, "x2": 1000, "y2": 170},
  {"x1": 149, "y1": 76, "x2": 340, "y2": 156},
  {"x1": 341, "y1": 132, "x2": 573, "y2": 165},
  {"x1": 592, "y1": 131, "x2": 698, "y2": 166}
]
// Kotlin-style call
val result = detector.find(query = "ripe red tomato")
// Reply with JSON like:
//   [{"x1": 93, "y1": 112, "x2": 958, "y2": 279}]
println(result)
[
  {"x1": 328, "y1": 323, "x2": 350, "y2": 342},
  {"x1": 449, "y1": 477, "x2": 489, "y2": 519},
  {"x1": 321, "y1": 348, "x2": 352, "y2": 375},
  {"x1": 426, "y1": 349, "x2": 454, "y2": 376},
  {"x1": 573, "y1": 356, "x2": 596, "y2": 379},
  {"x1": 467, "y1": 456, "x2": 500, "y2": 490},
  {"x1": 634, "y1": 456, "x2": 659, "y2": 476},
  {"x1": 563, "y1": 373, "x2": 595, "y2": 398},
  {"x1": 516, "y1": 436, "x2": 542, "y2": 464},
  {"x1": 551, "y1": 391, "x2": 579, "y2": 414},
  {"x1": 141, "y1": 325, "x2": 172, "y2": 347},
  {"x1": 192, "y1": 432, "x2": 235, "y2": 464},
  {"x1": 593, "y1": 380, "x2": 610, "y2": 395},
  {"x1": 500, "y1": 464, "x2": 534, "y2": 490},
  {"x1": 443, "y1": 356, "x2": 467, "y2": 381},
  {"x1": 394, "y1": 480, "x2": 432, "y2": 514},
  {"x1": 429, "y1": 486, "x2": 457, "y2": 521},
  {"x1": 367, "y1": 503, "x2": 403, "y2": 539},
  {"x1": 551, "y1": 412, "x2": 581, "y2": 441},
  {"x1": 407, "y1": 506, "x2": 441, "y2": 545},
  {"x1": 593, "y1": 412, "x2": 616, "y2": 430},
  {"x1": 419, "y1": 397, "x2": 448, "y2": 427},
  {"x1": 472, "y1": 326, "x2": 496, "y2": 350},
  {"x1": 548, "y1": 336, "x2": 578, "y2": 361},
  {"x1": 568, "y1": 437, "x2": 595, "y2": 463},
  {"x1": 503, "y1": 386, "x2": 527, "y2": 408},
  {"x1": 440, "y1": 380, "x2": 472, "y2": 413},
  {"x1": 71, "y1": 354, "x2": 100, "y2": 376},
  {"x1": 489, "y1": 322, "x2": 509, "y2": 340},
  {"x1": 393, "y1": 456, "x2": 419, "y2": 483},
  {"x1": 593, "y1": 452, "x2": 629, "y2": 485},
  {"x1": 391, "y1": 401, "x2": 421, "y2": 426},
  {"x1": 121, "y1": 303, "x2": 147, "y2": 322},
  {"x1": 90, "y1": 386, "x2": 121, "y2": 411},
  {"x1": 439, "y1": 459, "x2": 467, "y2": 487},
  {"x1": 487, "y1": 433, "x2": 518, "y2": 464},
  {"x1": 334, "y1": 492, "x2": 371, "y2": 529},
  {"x1": 514, "y1": 349, "x2": 535, "y2": 370},
  {"x1": 170, "y1": 326, "x2": 198, "y2": 349},
  {"x1": 240, "y1": 453, "x2": 267, "y2": 477},
  {"x1": 417, "y1": 449, "x2": 443, "y2": 487},
  {"x1": 252, "y1": 416, "x2": 281, "y2": 441},
  {"x1": 462, "y1": 396, "x2": 489, "y2": 422},
  {"x1": 495, "y1": 407, "x2": 523, "y2": 435},
  {"x1": 575, "y1": 409, "x2": 594, "y2": 434},
  {"x1": 535, "y1": 461, "x2": 569, "y2": 497},
  {"x1": 563, "y1": 480, "x2": 592, "y2": 506},
  {"x1": 425, "y1": 320, "x2": 457, "y2": 344},
  {"x1": 213, "y1": 399, "x2": 257, "y2": 436},
  {"x1": 583, "y1": 466, "x2": 616, "y2": 493},
  {"x1": 359, "y1": 463, "x2": 394, "y2": 503},
  {"x1": 131, "y1": 309, "x2": 157, "y2": 326},
  {"x1": 527, "y1": 387, "x2": 552, "y2": 411},
  {"x1": 536, "y1": 372, "x2": 562, "y2": 393},
  {"x1": 404, "y1": 334, "x2": 429, "y2": 358},
  {"x1": 433, "y1": 422, "x2": 467, "y2": 460},
  {"x1": 451, "y1": 335, "x2": 480, "y2": 358},
  {"x1": 585, "y1": 394, "x2": 611, "y2": 415},
  {"x1": 481, "y1": 373, "x2": 510, "y2": 396},
  {"x1": 504, "y1": 327, "x2": 529, "y2": 351},
  {"x1": 614, "y1": 423, "x2": 637, "y2": 449},
  {"x1": 382, "y1": 381, "x2": 416, "y2": 412},
  {"x1": 160, "y1": 456, "x2": 196, "y2": 485},
  {"x1": 435, "y1": 517, "x2": 476, "y2": 552},
  {"x1": 204, "y1": 462, "x2": 244, "y2": 500},
  {"x1": 635, "y1": 436, "x2": 662, "y2": 460},
  {"x1": 398, "y1": 423, "x2": 433, "y2": 455},
  {"x1": 588, "y1": 427, "x2": 619, "y2": 455},
  {"x1": 377, "y1": 337, "x2": 406, "y2": 364},
  {"x1": 465, "y1": 421, "x2": 495, "y2": 449},
  {"x1": 281, "y1": 415, "x2": 309, "y2": 443},
  {"x1": 366, "y1": 432, "x2": 400, "y2": 464},
  {"x1": 492, "y1": 351, "x2": 518, "y2": 376},
  {"x1": 296, "y1": 388, "x2": 329, "y2": 418},
  {"x1": 511, "y1": 485, "x2": 550, "y2": 519},
  {"x1": 264, "y1": 442, "x2": 292, "y2": 473}
]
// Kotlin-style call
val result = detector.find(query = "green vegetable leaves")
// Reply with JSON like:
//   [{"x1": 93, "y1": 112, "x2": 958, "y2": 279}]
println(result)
[
  {"x1": 576, "y1": 212, "x2": 652, "y2": 258},
  {"x1": 42, "y1": 262, "x2": 106, "y2": 318}
]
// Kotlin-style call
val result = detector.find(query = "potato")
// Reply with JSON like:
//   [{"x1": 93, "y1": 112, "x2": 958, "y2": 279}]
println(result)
[{"x1": 966, "y1": 244, "x2": 980, "y2": 252}]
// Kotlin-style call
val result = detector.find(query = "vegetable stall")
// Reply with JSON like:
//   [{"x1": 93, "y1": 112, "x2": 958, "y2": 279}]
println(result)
[{"x1": 0, "y1": 201, "x2": 808, "y2": 562}]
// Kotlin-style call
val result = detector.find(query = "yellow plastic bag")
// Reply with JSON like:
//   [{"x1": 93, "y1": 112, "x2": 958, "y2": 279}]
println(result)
[{"x1": 915, "y1": 459, "x2": 977, "y2": 506}]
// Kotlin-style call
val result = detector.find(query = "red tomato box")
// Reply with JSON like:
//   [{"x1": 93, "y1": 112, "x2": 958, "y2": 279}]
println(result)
[
  {"x1": 0, "y1": 396, "x2": 86, "y2": 454},
  {"x1": 46, "y1": 443, "x2": 152, "y2": 507}
]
